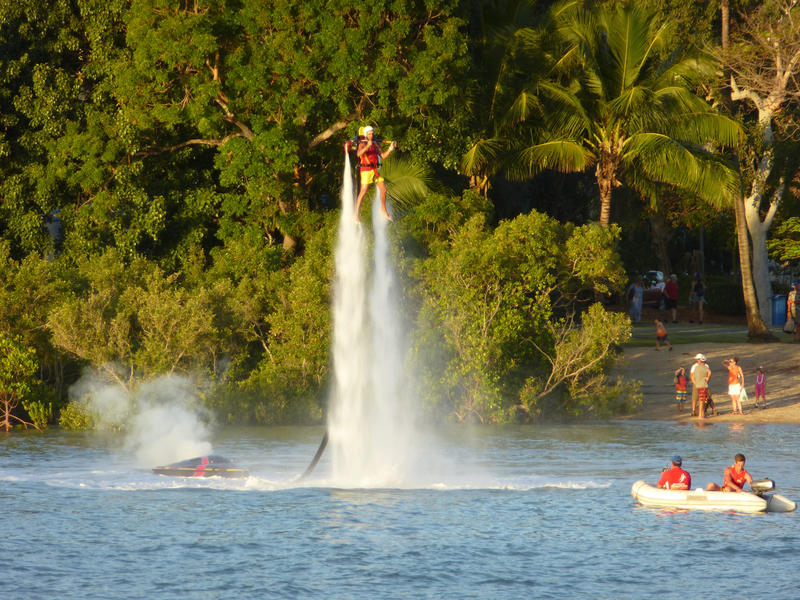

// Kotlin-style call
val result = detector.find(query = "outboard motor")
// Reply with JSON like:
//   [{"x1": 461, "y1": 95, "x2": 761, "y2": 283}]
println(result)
[{"x1": 750, "y1": 478, "x2": 775, "y2": 495}]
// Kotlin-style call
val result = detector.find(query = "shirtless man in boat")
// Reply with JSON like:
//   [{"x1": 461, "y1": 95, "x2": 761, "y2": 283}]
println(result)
[
  {"x1": 657, "y1": 455, "x2": 692, "y2": 490},
  {"x1": 705, "y1": 453, "x2": 753, "y2": 492}
]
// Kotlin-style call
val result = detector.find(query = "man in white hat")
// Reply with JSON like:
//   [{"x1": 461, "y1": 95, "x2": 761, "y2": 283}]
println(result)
[
  {"x1": 354, "y1": 125, "x2": 397, "y2": 222},
  {"x1": 690, "y1": 353, "x2": 711, "y2": 419}
]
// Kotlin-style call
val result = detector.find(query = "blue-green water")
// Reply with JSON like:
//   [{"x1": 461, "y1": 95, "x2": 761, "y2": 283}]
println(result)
[{"x1": 2, "y1": 422, "x2": 798, "y2": 599}]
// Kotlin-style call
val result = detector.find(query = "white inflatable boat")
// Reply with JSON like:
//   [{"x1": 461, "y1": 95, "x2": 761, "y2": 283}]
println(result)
[{"x1": 631, "y1": 479, "x2": 796, "y2": 513}]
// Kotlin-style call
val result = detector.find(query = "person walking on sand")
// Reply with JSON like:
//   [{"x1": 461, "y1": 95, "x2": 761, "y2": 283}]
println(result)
[
  {"x1": 690, "y1": 353, "x2": 711, "y2": 419},
  {"x1": 654, "y1": 319, "x2": 672, "y2": 351},
  {"x1": 722, "y1": 356, "x2": 745, "y2": 415},
  {"x1": 754, "y1": 366, "x2": 767, "y2": 409}
]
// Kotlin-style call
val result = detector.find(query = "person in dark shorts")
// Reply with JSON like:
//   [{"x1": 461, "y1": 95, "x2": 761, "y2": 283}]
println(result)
[{"x1": 664, "y1": 274, "x2": 679, "y2": 322}]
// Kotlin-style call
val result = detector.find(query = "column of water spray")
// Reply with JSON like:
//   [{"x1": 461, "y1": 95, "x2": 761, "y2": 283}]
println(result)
[
  {"x1": 327, "y1": 155, "x2": 418, "y2": 487},
  {"x1": 367, "y1": 191, "x2": 415, "y2": 485},
  {"x1": 327, "y1": 153, "x2": 372, "y2": 485}
]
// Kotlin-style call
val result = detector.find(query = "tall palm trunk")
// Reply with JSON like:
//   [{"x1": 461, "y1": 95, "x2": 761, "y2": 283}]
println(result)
[
  {"x1": 595, "y1": 136, "x2": 621, "y2": 228},
  {"x1": 721, "y1": 0, "x2": 729, "y2": 50},
  {"x1": 597, "y1": 169, "x2": 613, "y2": 228},
  {"x1": 733, "y1": 190, "x2": 773, "y2": 339}
]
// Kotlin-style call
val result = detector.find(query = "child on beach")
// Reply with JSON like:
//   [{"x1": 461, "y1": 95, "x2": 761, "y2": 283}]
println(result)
[
  {"x1": 754, "y1": 366, "x2": 767, "y2": 409},
  {"x1": 673, "y1": 366, "x2": 687, "y2": 411},
  {"x1": 654, "y1": 319, "x2": 672, "y2": 351}
]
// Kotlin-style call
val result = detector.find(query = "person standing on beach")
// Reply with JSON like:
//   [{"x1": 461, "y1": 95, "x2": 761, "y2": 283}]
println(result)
[
  {"x1": 689, "y1": 273, "x2": 705, "y2": 324},
  {"x1": 673, "y1": 366, "x2": 687, "y2": 411},
  {"x1": 664, "y1": 274, "x2": 679, "y2": 323},
  {"x1": 754, "y1": 366, "x2": 767, "y2": 409},
  {"x1": 793, "y1": 283, "x2": 800, "y2": 342},
  {"x1": 690, "y1": 353, "x2": 711, "y2": 419},
  {"x1": 722, "y1": 357, "x2": 744, "y2": 415},
  {"x1": 628, "y1": 276, "x2": 644, "y2": 322}
]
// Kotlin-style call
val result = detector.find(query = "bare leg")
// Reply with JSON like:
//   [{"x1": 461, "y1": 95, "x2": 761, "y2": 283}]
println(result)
[
  {"x1": 376, "y1": 180, "x2": 391, "y2": 220},
  {"x1": 355, "y1": 184, "x2": 369, "y2": 222}
]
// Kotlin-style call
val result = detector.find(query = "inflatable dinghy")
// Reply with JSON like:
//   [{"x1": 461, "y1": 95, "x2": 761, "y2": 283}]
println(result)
[
  {"x1": 152, "y1": 455, "x2": 248, "y2": 479},
  {"x1": 632, "y1": 479, "x2": 796, "y2": 513}
]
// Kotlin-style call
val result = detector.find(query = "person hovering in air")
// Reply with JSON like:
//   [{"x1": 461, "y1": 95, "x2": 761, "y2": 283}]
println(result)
[
  {"x1": 345, "y1": 125, "x2": 397, "y2": 223},
  {"x1": 657, "y1": 455, "x2": 691, "y2": 490},
  {"x1": 706, "y1": 453, "x2": 753, "y2": 492}
]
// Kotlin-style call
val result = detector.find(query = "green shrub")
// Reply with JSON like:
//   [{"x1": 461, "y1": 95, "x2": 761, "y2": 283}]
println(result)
[{"x1": 58, "y1": 401, "x2": 95, "y2": 431}]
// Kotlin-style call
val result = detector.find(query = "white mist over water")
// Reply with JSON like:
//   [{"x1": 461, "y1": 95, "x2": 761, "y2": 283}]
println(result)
[
  {"x1": 327, "y1": 155, "x2": 421, "y2": 487},
  {"x1": 69, "y1": 369, "x2": 212, "y2": 467}
]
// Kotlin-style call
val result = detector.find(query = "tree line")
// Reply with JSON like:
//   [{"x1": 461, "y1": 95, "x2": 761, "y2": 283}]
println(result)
[{"x1": 1, "y1": 0, "x2": 798, "y2": 430}]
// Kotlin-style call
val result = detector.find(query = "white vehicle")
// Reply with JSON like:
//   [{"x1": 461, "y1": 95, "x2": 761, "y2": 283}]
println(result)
[{"x1": 631, "y1": 479, "x2": 796, "y2": 513}]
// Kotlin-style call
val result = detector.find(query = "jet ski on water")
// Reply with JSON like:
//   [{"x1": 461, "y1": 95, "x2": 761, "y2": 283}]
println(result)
[{"x1": 152, "y1": 455, "x2": 248, "y2": 479}]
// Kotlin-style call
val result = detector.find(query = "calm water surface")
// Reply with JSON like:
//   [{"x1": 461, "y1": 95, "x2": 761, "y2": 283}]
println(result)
[{"x1": 2, "y1": 422, "x2": 798, "y2": 599}]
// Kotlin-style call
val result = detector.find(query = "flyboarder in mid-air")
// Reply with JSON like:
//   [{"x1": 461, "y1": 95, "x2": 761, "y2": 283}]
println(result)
[{"x1": 345, "y1": 125, "x2": 397, "y2": 222}]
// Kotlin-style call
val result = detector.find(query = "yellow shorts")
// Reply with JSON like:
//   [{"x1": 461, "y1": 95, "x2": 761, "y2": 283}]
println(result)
[{"x1": 360, "y1": 169, "x2": 384, "y2": 186}]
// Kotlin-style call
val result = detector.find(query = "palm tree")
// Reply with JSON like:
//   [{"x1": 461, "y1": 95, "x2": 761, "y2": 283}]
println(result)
[
  {"x1": 461, "y1": 0, "x2": 551, "y2": 195},
  {"x1": 500, "y1": 1, "x2": 743, "y2": 227}
]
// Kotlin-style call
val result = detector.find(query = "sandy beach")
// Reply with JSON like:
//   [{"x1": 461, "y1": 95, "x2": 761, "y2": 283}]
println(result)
[{"x1": 611, "y1": 338, "x2": 800, "y2": 423}]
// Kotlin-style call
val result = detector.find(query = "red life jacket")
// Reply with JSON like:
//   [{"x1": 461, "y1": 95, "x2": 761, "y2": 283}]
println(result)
[{"x1": 360, "y1": 142, "x2": 380, "y2": 171}]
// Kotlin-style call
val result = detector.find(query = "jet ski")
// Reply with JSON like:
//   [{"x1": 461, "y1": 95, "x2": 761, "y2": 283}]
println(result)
[{"x1": 152, "y1": 455, "x2": 248, "y2": 479}]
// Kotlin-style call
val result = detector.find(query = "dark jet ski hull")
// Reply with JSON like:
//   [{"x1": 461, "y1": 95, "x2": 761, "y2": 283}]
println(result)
[{"x1": 152, "y1": 455, "x2": 248, "y2": 479}]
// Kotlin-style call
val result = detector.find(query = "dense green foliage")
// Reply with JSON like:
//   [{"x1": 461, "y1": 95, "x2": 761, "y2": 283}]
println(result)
[
  {"x1": 1, "y1": 0, "x2": 796, "y2": 429},
  {"x1": 0, "y1": 332, "x2": 42, "y2": 430}
]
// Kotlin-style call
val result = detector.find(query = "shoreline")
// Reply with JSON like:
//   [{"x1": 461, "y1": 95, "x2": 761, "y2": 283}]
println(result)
[{"x1": 610, "y1": 339, "x2": 800, "y2": 424}]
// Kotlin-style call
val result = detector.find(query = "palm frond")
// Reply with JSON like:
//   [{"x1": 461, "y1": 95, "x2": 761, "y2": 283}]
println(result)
[
  {"x1": 536, "y1": 81, "x2": 591, "y2": 136},
  {"x1": 382, "y1": 156, "x2": 434, "y2": 213},
  {"x1": 502, "y1": 88, "x2": 542, "y2": 126},
  {"x1": 667, "y1": 112, "x2": 743, "y2": 148},
  {"x1": 623, "y1": 133, "x2": 739, "y2": 207},
  {"x1": 507, "y1": 140, "x2": 594, "y2": 180},
  {"x1": 460, "y1": 138, "x2": 504, "y2": 177}
]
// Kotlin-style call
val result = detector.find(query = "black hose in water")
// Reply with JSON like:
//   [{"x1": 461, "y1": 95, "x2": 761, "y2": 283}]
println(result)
[{"x1": 298, "y1": 431, "x2": 329, "y2": 480}]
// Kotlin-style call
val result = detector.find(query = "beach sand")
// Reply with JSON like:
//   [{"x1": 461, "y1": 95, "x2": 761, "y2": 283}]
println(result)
[{"x1": 611, "y1": 340, "x2": 800, "y2": 423}]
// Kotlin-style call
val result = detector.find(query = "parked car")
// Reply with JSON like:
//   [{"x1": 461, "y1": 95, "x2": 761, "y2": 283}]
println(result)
[{"x1": 643, "y1": 270, "x2": 665, "y2": 308}]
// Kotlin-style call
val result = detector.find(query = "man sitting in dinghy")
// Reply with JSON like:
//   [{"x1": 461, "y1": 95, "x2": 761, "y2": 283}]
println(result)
[
  {"x1": 657, "y1": 455, "x2": 692, "y2": 490},
  {"x1": 706, "y1": 454, "x2": 753, "y2": 492}
]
